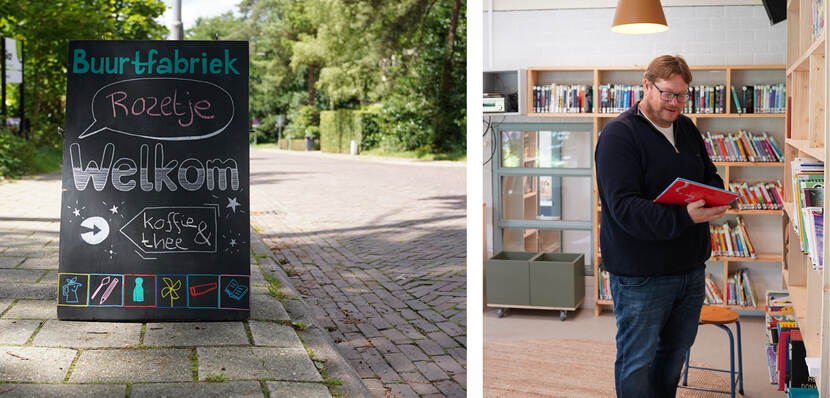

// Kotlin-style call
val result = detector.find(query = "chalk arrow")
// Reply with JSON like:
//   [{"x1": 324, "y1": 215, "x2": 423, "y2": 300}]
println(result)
[{"x1": 80, "y1": 217, "x2": 109, "y2": 245}]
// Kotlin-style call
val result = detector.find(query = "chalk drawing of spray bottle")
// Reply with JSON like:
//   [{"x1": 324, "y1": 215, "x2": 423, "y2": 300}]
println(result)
[
  {"x1": 133, "y1": 277, "x2": 144, "y2": 302},
  {"x1": 62, "y1": 276, "x2": 83, "y2": 303}
]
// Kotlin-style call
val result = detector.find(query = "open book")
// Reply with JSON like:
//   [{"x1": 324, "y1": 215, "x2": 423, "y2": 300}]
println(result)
[{"x1": 653, "y1": 177, "x2": 739, "y2": 206}]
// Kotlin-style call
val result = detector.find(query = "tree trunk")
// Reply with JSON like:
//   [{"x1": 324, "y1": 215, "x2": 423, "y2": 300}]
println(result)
[
  {"x1": 433, "y1": 0, "x2": 460, "y2": 152},
  {"x1": 307, "y1": 64, "x2": 316, "y2": 106}
]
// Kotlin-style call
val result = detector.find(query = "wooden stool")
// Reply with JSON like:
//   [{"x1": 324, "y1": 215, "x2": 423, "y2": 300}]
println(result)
[{"x1": 678, "y1": 305, "x2": 744, "y2": 397}]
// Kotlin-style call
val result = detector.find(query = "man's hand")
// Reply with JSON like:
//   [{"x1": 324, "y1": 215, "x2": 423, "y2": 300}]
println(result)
[{"x1": 686, "y1": 199, "x2": 729, "y2": 224}]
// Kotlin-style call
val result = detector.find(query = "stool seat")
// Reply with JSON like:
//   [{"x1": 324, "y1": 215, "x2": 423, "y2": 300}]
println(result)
[{"x1": 699, "y1": 305, "x2": 739, "y2": 325}]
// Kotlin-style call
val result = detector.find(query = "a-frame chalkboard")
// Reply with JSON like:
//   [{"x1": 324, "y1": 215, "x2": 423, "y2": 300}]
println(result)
[{"x1": 57, "y1": 40, "x2": 250, "y2": 321}]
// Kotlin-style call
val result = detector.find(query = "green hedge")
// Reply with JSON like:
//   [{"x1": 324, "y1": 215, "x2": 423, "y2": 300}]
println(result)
[{"x1": 319, "y1": 109, "x2": 380, "y2": 154}]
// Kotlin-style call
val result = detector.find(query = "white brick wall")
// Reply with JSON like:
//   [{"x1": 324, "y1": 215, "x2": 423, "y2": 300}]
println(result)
[{"x1": 483, "y1": 6, "x2": 786, "y2": 69}]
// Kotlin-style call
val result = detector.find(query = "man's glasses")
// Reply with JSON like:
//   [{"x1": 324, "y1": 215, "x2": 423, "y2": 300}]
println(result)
[{"x1": 651, "y1": 81, "x2": 690, "y2": 103}]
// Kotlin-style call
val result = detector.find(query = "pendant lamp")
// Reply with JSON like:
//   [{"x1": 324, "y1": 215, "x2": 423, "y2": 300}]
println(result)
[{"x1": 611, "y1": 0, "x2": 668, "y2": 34}]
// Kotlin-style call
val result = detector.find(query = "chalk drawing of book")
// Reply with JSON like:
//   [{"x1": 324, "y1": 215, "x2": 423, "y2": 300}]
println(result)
[
  {"x1": 224, "y1": 279, "x2": 248, "y2": 300},
  {"x1": 62, "y1": 277, "x2": 83, "y2": 303}
]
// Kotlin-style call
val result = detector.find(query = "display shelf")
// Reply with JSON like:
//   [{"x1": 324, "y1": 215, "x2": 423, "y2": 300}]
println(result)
[{"x1": 784, "y1": 1, "x2": 828, "y2": 392}]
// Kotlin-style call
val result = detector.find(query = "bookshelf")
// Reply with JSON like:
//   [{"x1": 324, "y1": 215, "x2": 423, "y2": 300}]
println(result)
[
  {"x1": 785, "y1": 0, "x2": 829, "y2": 394},
  {"x1": 524, "y1": 65, "x2": 787, "y2": 316}
]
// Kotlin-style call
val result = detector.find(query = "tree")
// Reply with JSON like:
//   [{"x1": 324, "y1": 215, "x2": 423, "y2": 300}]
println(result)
[{"x1": 0, "y1": 0, "x2": 167, "y2": 146}]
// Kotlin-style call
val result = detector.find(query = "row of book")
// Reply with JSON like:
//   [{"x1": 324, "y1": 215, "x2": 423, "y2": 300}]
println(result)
[
  {"x1": 702, "y1": 270, "x2": 757, "y2": 307},
  {"x1": 597, "y1": 266, "x2": 612, "y2": 300},
  {"x1": 703, "y1": 273, "x2": 724, "y2": 305},
  {"x1": 725, "y1": 268, "x2": 757, "y2": 307},
  {"x1": 764, "y1": 290, "x2": 815, "y2": 392},
  {"x1": 704, "y1": 130, "x2": 784, "y2": 162},
  {"x1": 682, "y1": 84, "x2": 726, "y2": 114},
  {"x1": 791, "y1": 157, "x2": 824, "y2": 270},
  {"x1": 709, "y1": 217, "x2": 756, "y2": 258},
  {"x1": 531, "y1": 84, "x2": 593, "y2": 113},
  {"x1": 730, "y1": 84, "x2": 786, "y2": 114},
  {"x1": 598, "y1": 84, "x2": 642, "y2": 113},
  {"x1": 728, "y1": 181, "x2": 784, "y2": 210}
]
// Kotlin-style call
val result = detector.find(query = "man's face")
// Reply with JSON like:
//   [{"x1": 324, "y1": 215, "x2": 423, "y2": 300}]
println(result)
[{"x1": 642, "y1": 74, "x2": 689, "y2": 127}]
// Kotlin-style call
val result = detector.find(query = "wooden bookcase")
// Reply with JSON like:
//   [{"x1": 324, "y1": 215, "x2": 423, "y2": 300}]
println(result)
[
  {"x1": 525, "y1": 65, "x2": 787, "y2": 316},
  {"x1": 785, "y1": 0, "x2": 829, "y2": 393}
]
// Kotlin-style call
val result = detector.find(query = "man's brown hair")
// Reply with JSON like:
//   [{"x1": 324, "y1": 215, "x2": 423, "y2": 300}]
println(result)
[{"x1": 644, "y1": 55, "x2": 692, "y2": 84}]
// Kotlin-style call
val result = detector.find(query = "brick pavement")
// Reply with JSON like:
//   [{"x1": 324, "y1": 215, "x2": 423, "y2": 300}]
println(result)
[
  {"x1": 250, "y1": 149, "x2": 466, "y2": 398},
  {"x1": 0, "y1": 172, "x2": 362, "y2": 397}
]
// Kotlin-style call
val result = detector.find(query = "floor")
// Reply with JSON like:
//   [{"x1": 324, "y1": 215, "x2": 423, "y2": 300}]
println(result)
[{"x1": 483, "y1": 279, "x2": 786, "y2": 398}]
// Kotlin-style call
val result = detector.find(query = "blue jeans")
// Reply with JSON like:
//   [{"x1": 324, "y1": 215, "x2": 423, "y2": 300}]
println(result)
[{"x1": 610, "y1": 268, "x2": 705, "y2": 398}]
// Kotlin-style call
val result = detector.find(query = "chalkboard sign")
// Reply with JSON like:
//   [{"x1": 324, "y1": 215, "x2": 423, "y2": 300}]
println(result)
[{"x1": 57, "y1": 41, "x2": 249, "y2": 321}]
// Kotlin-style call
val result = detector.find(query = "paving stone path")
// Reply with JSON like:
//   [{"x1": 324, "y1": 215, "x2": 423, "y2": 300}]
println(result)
[
  {"x1": 250, "y1": 150, "x2": 467, "y2": 398},
  {"x1": 0, "y1": 172, "x2": 360, "y2": 397}
]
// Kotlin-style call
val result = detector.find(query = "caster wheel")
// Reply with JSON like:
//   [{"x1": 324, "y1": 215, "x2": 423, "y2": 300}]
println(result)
[
  {"x1": 560, "y1": 311, "x2": 567, "y2": 321},
  {"x1": 497, "y1": 308, "x2": 505, "y2": 318}
]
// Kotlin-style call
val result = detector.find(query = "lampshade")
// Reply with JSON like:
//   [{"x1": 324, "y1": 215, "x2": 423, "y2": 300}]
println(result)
[{"x1": 611, "y1": 0, "x2": 668, "y2": 34}]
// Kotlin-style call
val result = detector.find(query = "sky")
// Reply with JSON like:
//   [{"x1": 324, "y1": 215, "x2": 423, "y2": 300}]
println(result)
[{"x1": 160, "y1": 0, "x2": 239, "y2": 33}]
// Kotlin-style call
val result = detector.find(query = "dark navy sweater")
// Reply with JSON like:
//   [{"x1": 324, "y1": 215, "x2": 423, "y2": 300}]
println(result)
[{"x1": 595, "y1": 103, "x2": 723, "y2": 276}]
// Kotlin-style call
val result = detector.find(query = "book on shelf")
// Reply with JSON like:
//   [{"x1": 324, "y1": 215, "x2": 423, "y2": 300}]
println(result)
[
  {"x1": 729, "y1": 181, "x2": 784, "y2": 210},
  {"x1": 766, "y1": 343, "x2": 778, "y2": 384},
  {"x1": 710, "y1": 217, "x2": 756, "y2": 258},
  {"x1": 704, "y1": 131, "x2": 784, "y2": 162},
  {"x1": 743, "y1": 85, "x2": 754, "y2": 114},
  {"x1": 653, "y1": 177, "x2": 740, "y2": 206},
  {"x1": 731, "y1": 85, "x2": 742, "y2": 114}
]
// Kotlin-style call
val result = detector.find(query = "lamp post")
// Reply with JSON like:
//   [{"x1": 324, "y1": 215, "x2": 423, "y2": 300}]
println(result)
[{"x1": 275, "y1": 114, "x2": 285, "y2": 148}]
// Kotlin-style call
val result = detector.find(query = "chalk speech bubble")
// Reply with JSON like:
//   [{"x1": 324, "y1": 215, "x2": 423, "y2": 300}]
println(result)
[{"x1": 79, "y1": 77, "x2": 235, "y2": 141}]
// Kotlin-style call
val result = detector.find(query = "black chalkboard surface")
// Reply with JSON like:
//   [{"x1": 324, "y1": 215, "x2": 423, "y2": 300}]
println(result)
[{"x1": 58, "y1": 41, "x2": 250, "y2": 321}]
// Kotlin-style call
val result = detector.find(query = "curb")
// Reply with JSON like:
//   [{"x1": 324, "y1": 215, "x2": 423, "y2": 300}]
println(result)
[
  {"x1": 250, "y1": 229, "x2": 372, "y2": 398},
  {"x1": 252, "y1": 147, "x2": 466, "y2": 168}
]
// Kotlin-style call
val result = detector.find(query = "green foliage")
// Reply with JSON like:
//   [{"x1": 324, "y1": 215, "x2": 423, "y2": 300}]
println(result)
[
  {"x1": 0, "y1": 0, "x2": 167, "y2": 176},
  {"x1": 0, "y1": 131, "x2": 33, "y2": 177},
  {"x1": 0, "y1": 128, "x2": 63, "y2": 177},
  {"x1": 286, "y1": 105, "x2": 319, "y2": 139}
]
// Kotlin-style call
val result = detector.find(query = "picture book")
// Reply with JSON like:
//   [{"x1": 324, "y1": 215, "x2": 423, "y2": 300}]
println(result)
[{"x1": 653, "y1": 177, "x2": 740, "y2": 206}]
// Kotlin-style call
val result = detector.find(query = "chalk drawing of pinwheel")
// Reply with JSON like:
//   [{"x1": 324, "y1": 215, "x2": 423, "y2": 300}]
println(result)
[{"x1": 161, "y1": 277, "x2": 183, "y2": 307}]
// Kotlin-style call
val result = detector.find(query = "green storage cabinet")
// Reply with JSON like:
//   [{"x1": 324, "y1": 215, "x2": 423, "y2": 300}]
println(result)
[
  {"x1": 485, "y1": 251, "x2": 539, "y2": 306},
  {"x1": 529, "y1": 253, "x2": 584, "y2": 308}
]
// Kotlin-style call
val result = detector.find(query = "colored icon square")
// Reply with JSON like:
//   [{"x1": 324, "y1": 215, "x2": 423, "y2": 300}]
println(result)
[
  {"x1": 88, "y1": 274, "x2": 123, "y2": 307},
  {"x1": 124, "y1": 274, "x2": 156, "y2": 308},
  {"x1": 187, "y1": 274, "x2": 219, "y2": 308},
  {"x1": 220, "y1": 275, "x2": 250, "y2": 310},
  {"x1": 157, "y1": 274, "x2": 187, "y2": 308},
  {"x1": 58, "y1": 273, "x2": 89, "y2": 307}
]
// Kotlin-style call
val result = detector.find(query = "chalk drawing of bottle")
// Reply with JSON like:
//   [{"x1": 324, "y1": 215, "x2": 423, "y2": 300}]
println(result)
[
  {"x1": 62, "y1": 276, "x2": 83, "y2": 303},
  {"x1": 133, "y1": 277, "x2": 144, "y2": 302}
]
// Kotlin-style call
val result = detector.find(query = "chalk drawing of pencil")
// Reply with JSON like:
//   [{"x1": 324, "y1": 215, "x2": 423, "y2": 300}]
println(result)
[
  {"x1": 189, "y1": 282, "x2": 218, "y2": 297},
  {"x1": 100, "y1": 278, "x2": 119, "y2": 304}
]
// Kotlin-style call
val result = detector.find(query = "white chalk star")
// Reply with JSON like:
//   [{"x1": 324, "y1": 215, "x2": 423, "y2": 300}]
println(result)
[
  {"x1": 230, "y1": 238, "x2": 237, "y2": 247},
  {"x1": 72, "y1": 208, "x2": 81, "y2": 217},
  {"x1": 226, "y1": 197, "x2": 240, "y2": 213},
  {"x1": 109, "y1": 205, "x2": 119, "y2": 214}
]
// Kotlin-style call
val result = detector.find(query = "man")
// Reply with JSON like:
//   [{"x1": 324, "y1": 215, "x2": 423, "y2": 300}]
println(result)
[{"x1": 594, "y1": 54, "x2": 729, "y2": 398}]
